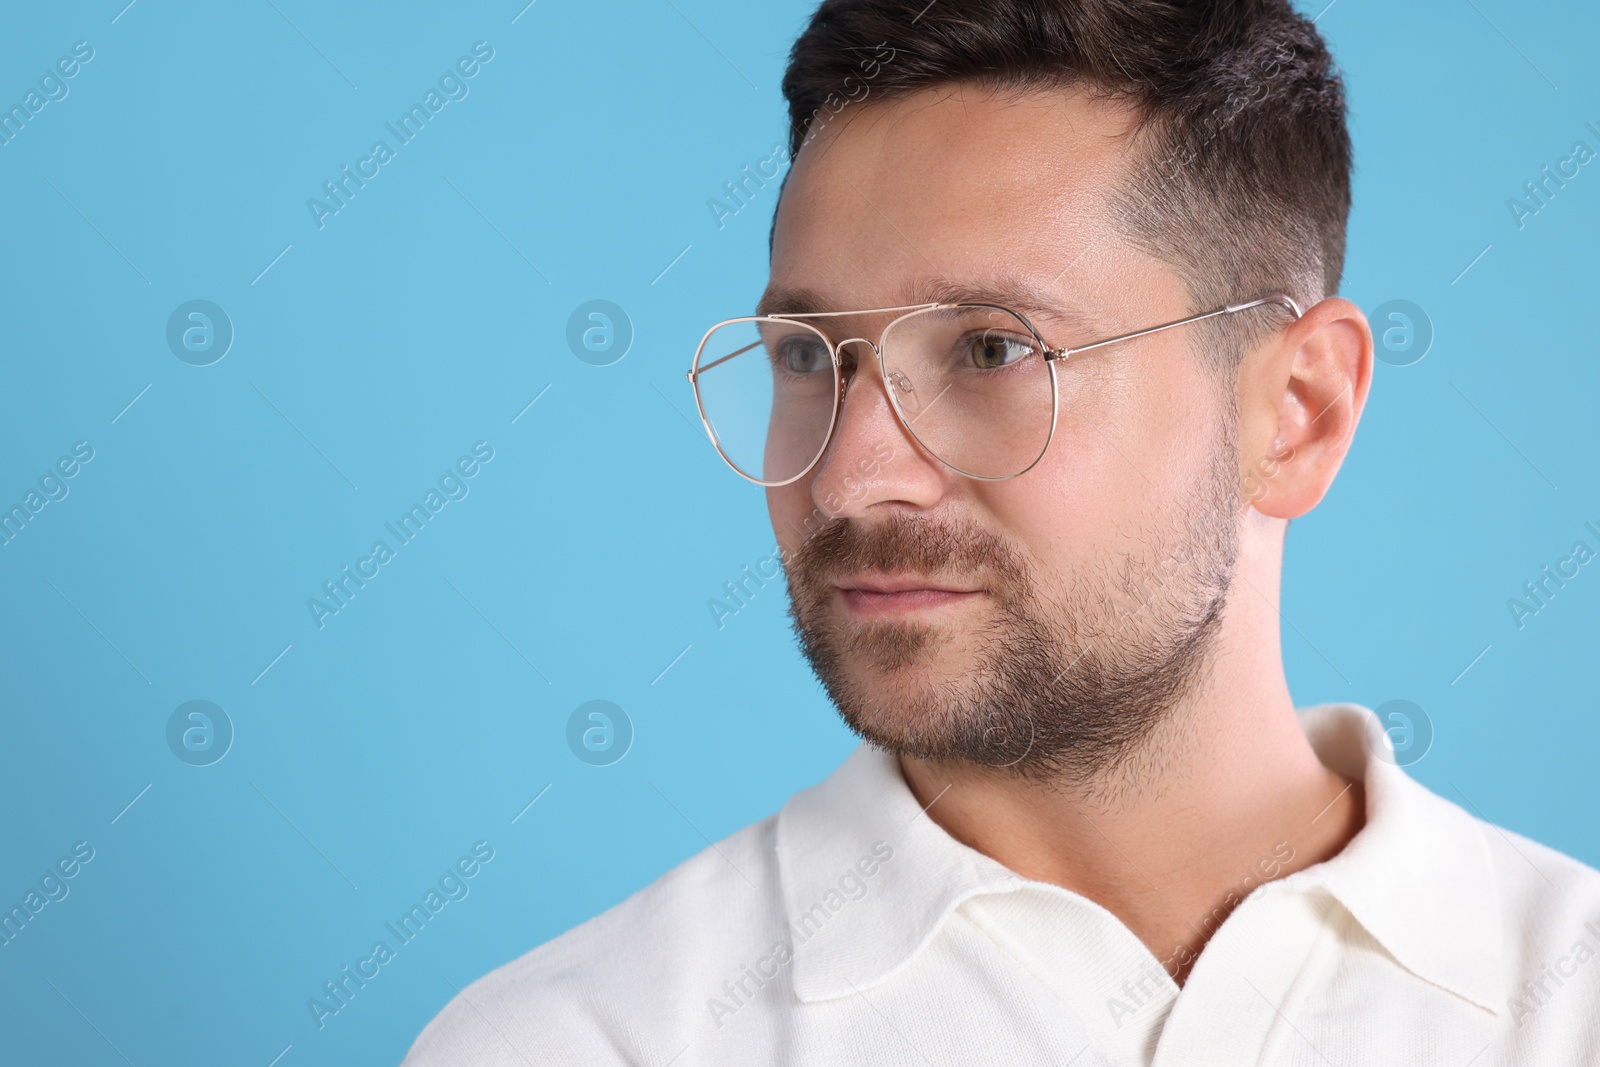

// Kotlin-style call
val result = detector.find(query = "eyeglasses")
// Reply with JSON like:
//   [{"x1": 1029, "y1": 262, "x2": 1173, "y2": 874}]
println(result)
[{"x1": 684, "y1": 292, "x2": 1303, "y2": 486}]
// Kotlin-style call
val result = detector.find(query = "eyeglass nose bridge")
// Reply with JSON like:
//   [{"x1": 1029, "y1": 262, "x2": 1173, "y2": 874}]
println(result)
[
  {"x1": 822, "y1": 335, "x2": 934, "y2": 472},
  {"x1": 830, "y1": 336, "x2": 909, "y2": 396},
  {"x1": 831, "y1": 334, "x2": 923, "y2": 412},
  {"x1": 830, "y1": 335, "x2": 879, "y2": 364}
]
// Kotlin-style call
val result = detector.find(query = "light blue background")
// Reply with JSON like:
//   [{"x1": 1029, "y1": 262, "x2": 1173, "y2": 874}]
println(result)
[{"x1": 0, "y1": 1, "x2": 1596, "y2": 1063}]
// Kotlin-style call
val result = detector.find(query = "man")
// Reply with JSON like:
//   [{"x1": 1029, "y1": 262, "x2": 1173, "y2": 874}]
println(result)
[{"x1": 404, "y1": 1, "x2": 1600, "y2": 1063}]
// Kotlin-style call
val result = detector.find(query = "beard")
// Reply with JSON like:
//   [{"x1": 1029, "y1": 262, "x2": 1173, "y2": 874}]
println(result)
[{"x1": 783, "y1": 414, "x2": 1242, "y2": 785}]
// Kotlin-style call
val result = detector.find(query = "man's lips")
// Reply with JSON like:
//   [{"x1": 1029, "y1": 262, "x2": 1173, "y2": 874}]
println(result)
[
  {"x1": 832, "y1": 574, "x2": 987, "y2": 616},
  {"x1": 835, "y1": 574, "x2": 981, "y2": 594}
]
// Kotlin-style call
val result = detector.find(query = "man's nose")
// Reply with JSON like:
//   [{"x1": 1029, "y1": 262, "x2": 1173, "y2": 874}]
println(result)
[{"x1": 808, "y1": 338, "x2": 946, "y2": 519}]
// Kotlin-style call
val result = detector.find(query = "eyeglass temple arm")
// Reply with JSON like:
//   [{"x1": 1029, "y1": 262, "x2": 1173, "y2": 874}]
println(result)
[
  {"x1": 1046, "y1": 293, "x2": 1304, "y2": 360},
  {"x1": 690, "y1": 338, "x2": 764, "y2": 380}
]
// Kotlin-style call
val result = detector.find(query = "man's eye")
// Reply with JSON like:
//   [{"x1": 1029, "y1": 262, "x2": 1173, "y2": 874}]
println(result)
[
  {"x1": 776, "y1": 339, "x2": 831, "y2": 374},
  {"x1": 967, "y1": 331, "x2": 1037, "y2": 370}
]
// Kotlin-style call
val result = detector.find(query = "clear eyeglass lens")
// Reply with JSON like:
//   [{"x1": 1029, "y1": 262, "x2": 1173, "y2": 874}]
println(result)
[
  {"x1": 880, "y1": 305, "x2": 1056, "y2": 479},
  {"x1": 694, "y1": 317, "x2": 838, "y2": 484}
]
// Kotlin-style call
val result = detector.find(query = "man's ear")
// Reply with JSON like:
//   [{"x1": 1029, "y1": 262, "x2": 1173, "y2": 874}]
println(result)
[{"x1": 1237, "y1": 297, "x2": 1373, "y2": 519}]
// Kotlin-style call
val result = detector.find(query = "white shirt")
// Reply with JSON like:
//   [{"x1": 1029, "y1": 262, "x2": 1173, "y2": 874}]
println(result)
[{"x1": 402, "y1": 703, "x2": 1600, "y2": 1065}]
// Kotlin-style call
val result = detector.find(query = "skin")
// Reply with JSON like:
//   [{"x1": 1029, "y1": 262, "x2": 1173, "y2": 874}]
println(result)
[{"x1": 760, "y1": 84, "x2": 1375, "y2": 985}]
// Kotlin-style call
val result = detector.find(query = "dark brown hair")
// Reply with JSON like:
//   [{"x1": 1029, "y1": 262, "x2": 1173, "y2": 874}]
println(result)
[{"x1": 776, "y1": 0, "x2": 1352, "y2": 370}]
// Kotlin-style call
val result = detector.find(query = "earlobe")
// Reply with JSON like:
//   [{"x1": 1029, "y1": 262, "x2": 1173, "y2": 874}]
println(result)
[{"x1": 1243, "y1": 297, "x2": 1373, "y2": 520}]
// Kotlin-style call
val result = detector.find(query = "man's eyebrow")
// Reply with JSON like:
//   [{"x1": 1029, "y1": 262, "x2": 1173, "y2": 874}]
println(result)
[
  {"x1": 909, "y1": 277, "x2": 1091, "y2": 326},
  {"x1": 754, "y1": 277, "x2": 1094, "y2": 330},
  {"x1": 755, "y1": 286, "x2": 832, "y2": 317}
]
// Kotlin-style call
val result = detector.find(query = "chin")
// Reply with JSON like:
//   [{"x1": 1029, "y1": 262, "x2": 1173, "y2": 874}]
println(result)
[{"x1": 842, "y1": 618, "x2": 986, "y2": 677}]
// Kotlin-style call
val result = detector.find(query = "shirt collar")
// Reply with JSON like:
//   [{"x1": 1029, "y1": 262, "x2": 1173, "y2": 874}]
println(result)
[
  {"x1": 774, "y1": 703, "x2": 1506, "y2": 1010},
  {"x1": 1283, "y1": 703, "x2": 1507, "y2": 1013},
  {"x1": 774, "y1": 740, "x2": 1023, "y2": 1002}
]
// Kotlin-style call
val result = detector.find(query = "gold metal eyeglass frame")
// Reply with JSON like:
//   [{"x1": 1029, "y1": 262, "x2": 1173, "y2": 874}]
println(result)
[{"x1": 685, "y1": 292, "x2": 1304, "y2": 487}]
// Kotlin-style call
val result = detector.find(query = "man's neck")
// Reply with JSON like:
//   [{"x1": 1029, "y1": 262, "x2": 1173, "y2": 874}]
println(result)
[{"x1": 895, "y1": 550, "x2": 1366, "y2": 986}]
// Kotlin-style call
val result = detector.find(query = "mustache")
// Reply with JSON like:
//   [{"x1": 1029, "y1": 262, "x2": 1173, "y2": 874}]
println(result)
[{"x1": 788, "y1": 510, "x2": 1030, "y2": 595}]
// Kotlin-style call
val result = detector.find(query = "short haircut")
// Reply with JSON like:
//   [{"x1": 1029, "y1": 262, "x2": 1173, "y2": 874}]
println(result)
[{"x1": 775, "y1": 0, "x2": 1352, "y2": 374}]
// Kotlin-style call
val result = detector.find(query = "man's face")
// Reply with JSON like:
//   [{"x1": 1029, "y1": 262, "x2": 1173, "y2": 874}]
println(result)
[{"x1": 767, "y1": 85, "x2": 1247, "y2": 778}]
